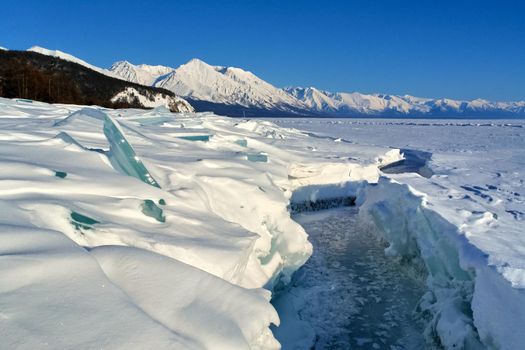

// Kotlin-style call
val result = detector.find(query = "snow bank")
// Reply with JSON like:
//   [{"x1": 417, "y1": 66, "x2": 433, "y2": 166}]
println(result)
[
  {"x1": 91, "y1": 245, "x2": 279, "y2": 350},
  {"x1": 0, "y1": 222, "x2": 195, "y2": 349}
]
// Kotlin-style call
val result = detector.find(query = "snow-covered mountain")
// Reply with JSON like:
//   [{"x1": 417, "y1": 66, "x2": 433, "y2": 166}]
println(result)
[
  {"x1": 111, "y1": 59, "x2": 308, "y2": 114},
  {"x1": 286, "y1": 87, "x2": 525, "y2": 117},
  {"x1": 20, "y1": 46, "x2": 525, "y2": 117},
  {"x1": 156, "y1": 59, "x2": 304, "y2": 111},
  {"x1": 110, "y1": 61, "x2": 174, "y2": 86}
]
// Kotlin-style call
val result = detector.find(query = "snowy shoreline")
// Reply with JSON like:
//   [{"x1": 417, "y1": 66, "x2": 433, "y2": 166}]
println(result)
[{"x1": 1, "y1": 98, "x2": 523, "y2": 349}]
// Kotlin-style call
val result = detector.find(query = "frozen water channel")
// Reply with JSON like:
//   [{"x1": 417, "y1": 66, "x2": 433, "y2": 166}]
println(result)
[{"x1": 273, "y1": 207, "x2": 435, "y2": 349}]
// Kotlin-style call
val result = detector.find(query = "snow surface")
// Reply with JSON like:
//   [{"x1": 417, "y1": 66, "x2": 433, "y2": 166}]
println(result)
[{"x1": 1, "y1": 97, "x2": 524, "y2": 349}]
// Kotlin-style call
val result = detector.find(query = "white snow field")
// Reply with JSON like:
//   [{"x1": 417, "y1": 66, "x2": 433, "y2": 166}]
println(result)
[{"x1": 0, "y1": 98, "x2": 523, "y2": 349}]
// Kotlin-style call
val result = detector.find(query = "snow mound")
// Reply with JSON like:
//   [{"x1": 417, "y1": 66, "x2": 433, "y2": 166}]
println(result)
[{"x1": 91, "y1": 245, "x2": 280, "y2": 350}]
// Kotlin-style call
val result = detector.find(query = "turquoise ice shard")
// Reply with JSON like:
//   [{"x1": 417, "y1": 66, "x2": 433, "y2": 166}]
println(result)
[
  {"x1": 234, "y1": 139, "x2": 248, "y2": 147},
  {"x1": 177, "y1": 135, "x2": 211, "y2": 142},
  {"x1": 54, "y1": 171, "x2": 67, "y2": 178},
  {"x1": 103, "y1": 114, "x2": 161, "y2": 188},
  {"x1": 141, "y1": 200, "x2": 166, "y2": 223},
  {"x1": 247, "y1": 153, "x2": 268, "y2": 162},
  {"x1": 70, "y1": 211, "x2": 99, "y2": 230}
]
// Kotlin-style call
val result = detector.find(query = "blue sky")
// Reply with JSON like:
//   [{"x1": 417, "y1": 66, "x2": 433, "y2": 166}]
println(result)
[{"x1": 2, "y1": 0, "x2": 524, "y2": 101}]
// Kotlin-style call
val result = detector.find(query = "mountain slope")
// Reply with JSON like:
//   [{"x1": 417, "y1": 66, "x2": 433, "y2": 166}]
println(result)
[
  {"x1": 28, "y1": 46, "x2": 120, "y2": 79},
  {"x1": 0, "y1": 50, "x2": 193, "y2": 112},
  {"x1": 152, "y1": 59, "x2": 308, "y2": 114}
]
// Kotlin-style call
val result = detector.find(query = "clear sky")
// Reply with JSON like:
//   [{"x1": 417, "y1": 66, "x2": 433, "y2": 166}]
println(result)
[{"x1": 2, "y1": 0, "x2": 524, "y2": 101}]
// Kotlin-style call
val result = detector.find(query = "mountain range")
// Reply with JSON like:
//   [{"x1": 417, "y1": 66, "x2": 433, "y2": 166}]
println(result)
[{"x1": 10, "y1": 46, "x2": 525, "y2": 117}]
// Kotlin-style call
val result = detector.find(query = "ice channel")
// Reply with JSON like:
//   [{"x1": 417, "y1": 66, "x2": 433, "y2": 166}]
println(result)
[{"x1": 273, "y1": 206, "x2": 435, "y2": 350}]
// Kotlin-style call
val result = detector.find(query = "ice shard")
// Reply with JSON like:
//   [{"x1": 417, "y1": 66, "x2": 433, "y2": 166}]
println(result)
[
  {"x1": 177, "y1": 135, "x2": 211, "y2": 142},
  {"x1": 103, "y1": 114, "x2": 161, "y2": 188},
  {"x1": 247, "y1": 153, "x2": 268, "y2": 162},
  {"x1": 70, "y1": 211, "x2": 99, "y2": 230},
  {"x1": 54, "y1": 171, "x2": 67, "y2": 178},
  {"x1": 234, "y1": 139, "x2": 248, "y2": 147},
  {"x1": 141, "y1": 200, "x2": 166, "y2": 223}
]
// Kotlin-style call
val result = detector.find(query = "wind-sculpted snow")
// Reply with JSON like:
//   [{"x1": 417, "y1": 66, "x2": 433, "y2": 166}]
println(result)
[{"x1": 0, "y1": 97, "x2": 330, "y2": 348}]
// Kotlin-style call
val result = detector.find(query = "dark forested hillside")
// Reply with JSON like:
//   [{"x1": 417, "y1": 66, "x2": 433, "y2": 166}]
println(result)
[{"x1": 0, "y1": 50, "x2": 189, "y2": 111}]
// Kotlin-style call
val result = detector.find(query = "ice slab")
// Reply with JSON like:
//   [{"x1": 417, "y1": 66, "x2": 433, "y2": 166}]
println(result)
[
  {"x1": 247, "y1": 153, "x2": 268, "y2": 162},
  {"x1": 70, "y1": 211, "x2": 99, "y2": 230},
  {"x1": 54, "y1": 170, "x2": 67, "y2": 178},
  {"x1": 234, "y1": 139, "x2": 248, "y2": 147},
  {"x1": 141, "y1": 199, "x2": 165, "y2": 223},
  {"x1": 177, "y1": 134, "x2": 211, "y2": 142},
  {"x1": 103, "y1": 113, "x2": 161, "y2": 188},
  {"x1": 380, "y1": 148, "x2": 433, "y2": 178}
]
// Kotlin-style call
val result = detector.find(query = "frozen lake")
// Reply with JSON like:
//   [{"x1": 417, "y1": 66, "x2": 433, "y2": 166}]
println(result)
[
  {"x1": 270, "y1": 117, "x2": 525, "y2": 349},
  {"x1": 268, "y1": 118, "x2": 525, "y2": 155}
]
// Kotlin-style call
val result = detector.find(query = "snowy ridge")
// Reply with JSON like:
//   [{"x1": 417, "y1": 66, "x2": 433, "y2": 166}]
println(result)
[
  {"x1": 286, "y1": 87, "x2": 525, "y2": 117},
  {"x1": 28, "y1": 46, "x2": 120, "y2": 79}
]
